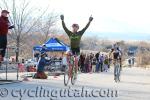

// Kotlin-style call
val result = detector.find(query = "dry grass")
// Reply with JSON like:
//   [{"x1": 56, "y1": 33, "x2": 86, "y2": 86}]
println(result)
[{"x1": 136, "y1": 51, "x2": 150, "y2": 67}]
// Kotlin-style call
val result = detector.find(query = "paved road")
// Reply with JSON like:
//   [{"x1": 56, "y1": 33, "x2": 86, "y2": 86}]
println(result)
[{"x1": 0, "y1": 67, "x2": 150, "y2": 100}]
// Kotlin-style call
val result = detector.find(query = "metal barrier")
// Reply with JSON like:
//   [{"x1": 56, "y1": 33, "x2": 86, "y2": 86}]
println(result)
[{"x1": 0, "y1": 46, "x2": 21, "y2": 84}]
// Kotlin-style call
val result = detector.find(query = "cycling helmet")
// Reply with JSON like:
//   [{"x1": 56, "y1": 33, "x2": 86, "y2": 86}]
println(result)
[{"x1": 72, "y1": 24, "x2": 79, "y2": 28}]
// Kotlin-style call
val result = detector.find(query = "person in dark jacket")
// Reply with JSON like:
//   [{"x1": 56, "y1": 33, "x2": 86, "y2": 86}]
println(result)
[
  {"x1": 99, "y1": 54, "x2": 105, "y2": 72},
  {"x1": 34, "y1": 52, "x2": 48, "y2": 79},
  {"x1": 95, "y1": 52, "x2": 100, "y2": 72},
  {"x1": 80, "y1": 53, "x2": 85, "y2": 72},
  {"x1": 0, "y1": 10, "x2": 14, "y2": 63},
  {"x1": 84, "y1": 54, "x2": 90, "y2": 73}
]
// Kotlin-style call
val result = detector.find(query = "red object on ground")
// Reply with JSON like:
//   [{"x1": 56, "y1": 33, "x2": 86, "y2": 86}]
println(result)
[
  {"x1": 34, "y1": 72, "x2": 47, "y2": 79},
  {"x1": 28, "y1": 66, "x2": 36, "y2": 72},
  {"x1": 23, "y1": 77, "x2": 30, "y2": 81}
]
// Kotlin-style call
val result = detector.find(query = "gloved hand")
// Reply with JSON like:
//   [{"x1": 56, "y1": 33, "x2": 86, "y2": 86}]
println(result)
[
  {"x1": 60, "y1": 15, "x2": 64, "y2": 21},
  {"x1": 89, "y1": 16, "x2": 93, "y2": 22}
]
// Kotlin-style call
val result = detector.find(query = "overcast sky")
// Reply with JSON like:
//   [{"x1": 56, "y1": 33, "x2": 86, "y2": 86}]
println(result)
[
  {"x1": 30, "y1": 0, "x2": 150, "y2": 33},
  {"x1": 4, "y1": 0, "x2": 149, "y2": 40}
]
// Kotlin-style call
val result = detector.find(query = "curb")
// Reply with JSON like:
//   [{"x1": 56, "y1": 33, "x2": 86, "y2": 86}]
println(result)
[{"x1": 0, "y1": 80, "x2": 22, "y2": 85}]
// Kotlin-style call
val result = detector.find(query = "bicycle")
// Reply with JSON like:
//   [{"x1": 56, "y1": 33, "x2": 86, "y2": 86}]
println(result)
[
  {"x1": 64, "y1": 55, "x2": 78, "y2": 86},
  {"x1": 113, "y1": 59, "x2": 121, "y2": 83}
]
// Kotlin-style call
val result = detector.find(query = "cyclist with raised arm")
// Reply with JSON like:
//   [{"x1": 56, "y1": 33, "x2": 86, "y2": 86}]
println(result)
[
  {"x1": 61, "y1": 15, "x2": 93, "y2": 85},
  {"x1": 60, "y1": 15, "x2": 93, "y2": 55}
]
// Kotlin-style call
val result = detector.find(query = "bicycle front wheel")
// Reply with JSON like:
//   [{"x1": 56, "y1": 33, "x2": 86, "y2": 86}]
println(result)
[
  {"x1": 64, "y1": 66, "x2": 70, "y2": 86},
  {"x1": 114, "y1": 62, "x2": 121, "y2": 83},
  {"x1": 71, "y1": 66, "x2": 77, "y2": 85}
]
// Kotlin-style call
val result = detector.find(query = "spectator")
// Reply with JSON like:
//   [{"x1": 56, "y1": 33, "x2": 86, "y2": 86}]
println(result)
[
  {"x1": 92, "y1": 57, "x2": 96, "y2": 73},
  {"x1": 34, "y1": 52, "x2": 48, "y2": 79},
  {"x1": 22, "y1": 59, "x2": 25, "y2": 64},
  {"x1": 128, "y1": 58, "x2": 131, "y2": 67},
  {"x1": 132, "y1": 57, "x2": 135, "y2": 66},
  {"x1": 89, "y1": 53, "x2": 94, "y2": 72},
  {"x1": 84, "y1": 54, "x2": 90, "y2": 73},
  {"x1": 80, "y1": 53, "x2": 85, "y2": 72},
  {"x1": 99, "y1": 54, "x2": 105, "y2": 72},
  {"x1": 0, "y1": 10, "x2": 14, "y2": 64},
  {"x1": 104, "y1": 55, "x2": 109, "y2": 72},
  {"x1": 95, "y1": 52, "x2": 100, "y2": 72}
]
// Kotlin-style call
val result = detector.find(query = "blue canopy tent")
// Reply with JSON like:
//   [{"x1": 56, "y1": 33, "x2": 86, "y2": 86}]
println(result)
[
  {"x1": 33, "y1": 38, "x2": 70, "y2": 52},
  {"x1": 32, "y1": 38, "x2": 70, "y2": 75}
]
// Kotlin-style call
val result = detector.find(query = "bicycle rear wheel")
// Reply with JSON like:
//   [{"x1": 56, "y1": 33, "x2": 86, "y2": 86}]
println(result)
[
  {"x1": 114, "y1": 62, "x2": 121, "y2": 83},
  {"x1": 64, "y1": 66, "x2": 70, "y2": 86}
]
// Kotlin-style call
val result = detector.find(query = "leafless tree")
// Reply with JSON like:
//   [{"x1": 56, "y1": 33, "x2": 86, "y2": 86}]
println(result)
[
  {"x1": 81, "y1": 36, "x2": 99, "y2": 50},
  {"x1": 0, "y1": 0, "x2": 58, "y2": 62},
  {"x1": 36, "y1": 13, "x2": 59, "y2": 42}
]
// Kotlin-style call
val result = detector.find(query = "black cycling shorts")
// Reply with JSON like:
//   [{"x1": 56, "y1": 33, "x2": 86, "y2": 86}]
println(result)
[{"x1": 71, "y1": 48, "x2": 80, "y2": 55}]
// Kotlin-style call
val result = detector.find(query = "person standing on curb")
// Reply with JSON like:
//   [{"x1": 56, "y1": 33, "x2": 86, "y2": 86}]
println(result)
[{"x1": 0, "y1": 10, "x2": 14, "y2": 64}]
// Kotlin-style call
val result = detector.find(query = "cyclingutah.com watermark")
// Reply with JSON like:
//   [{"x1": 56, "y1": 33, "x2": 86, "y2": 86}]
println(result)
[{"x1": 0, "y1": 86, "x2": 118, "y2": 100}]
